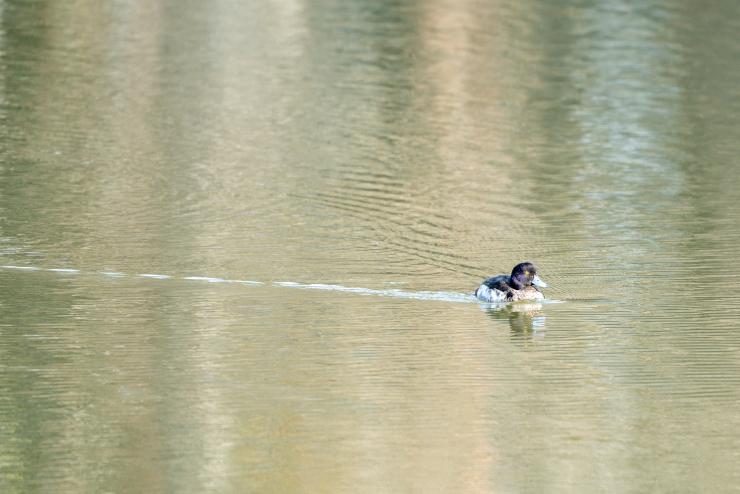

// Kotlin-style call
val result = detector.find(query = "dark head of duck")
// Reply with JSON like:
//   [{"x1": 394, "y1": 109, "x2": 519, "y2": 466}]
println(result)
[{"x1": 509, "y1": 262, "x2": 547, "y2": 290}]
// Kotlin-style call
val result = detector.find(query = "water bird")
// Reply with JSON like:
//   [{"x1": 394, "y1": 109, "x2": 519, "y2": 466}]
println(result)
[{"x1": 475, "y1": 262, "x2": 548, "y2": 302}]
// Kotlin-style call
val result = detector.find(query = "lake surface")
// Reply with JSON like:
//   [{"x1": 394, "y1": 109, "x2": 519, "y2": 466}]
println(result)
[{"x1": 2, "y1": 0, "x2": 740, "y2": 492}]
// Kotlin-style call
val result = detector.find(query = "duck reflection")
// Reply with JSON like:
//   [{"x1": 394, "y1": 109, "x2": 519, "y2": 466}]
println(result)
[{"x1": 483, "y1": 302, "x2": 546, "y2": 340}]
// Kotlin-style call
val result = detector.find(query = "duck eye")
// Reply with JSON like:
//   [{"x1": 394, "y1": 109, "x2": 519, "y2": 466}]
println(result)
[{"x1": 524, "y1": 270, "x2": 529, "y2": 276}]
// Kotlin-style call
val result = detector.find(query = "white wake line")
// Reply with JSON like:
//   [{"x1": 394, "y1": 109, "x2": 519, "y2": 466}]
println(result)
[
  {"x1": 274, "y1": 281, "x2": 478, "y2": 303},
  {"x1": 1, "y1": 264, "x2": 562, "y2": 305},
  {"x1": 1, "y1": 265, "x2": 264, "y2": 286},
  {"x1": 275, "y1": 282, "x2": 564, "y2": 305}
]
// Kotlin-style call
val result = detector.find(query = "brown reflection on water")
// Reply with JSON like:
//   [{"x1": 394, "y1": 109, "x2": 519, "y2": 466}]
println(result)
[
  {"x1": 2, "y1": 0, "x2": 740, "y2": 492},
  {"x1": 485, "y1": 302, "x2": 546, "y2": 342}
]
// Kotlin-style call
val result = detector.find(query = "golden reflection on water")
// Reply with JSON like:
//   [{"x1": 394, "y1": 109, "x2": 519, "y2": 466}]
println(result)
[{"x1": 2, "y1": 0, "x2": 740, "y2": 492}]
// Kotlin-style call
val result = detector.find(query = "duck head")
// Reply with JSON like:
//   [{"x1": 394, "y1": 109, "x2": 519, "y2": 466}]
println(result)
[{"x1": 510, "y1": 262, "x2": 548, "y2": 290}]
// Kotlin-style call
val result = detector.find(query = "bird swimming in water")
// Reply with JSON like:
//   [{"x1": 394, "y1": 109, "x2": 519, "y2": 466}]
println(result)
[{"x1": 475, "y1": 262, "x2": 548, "y2": 302}]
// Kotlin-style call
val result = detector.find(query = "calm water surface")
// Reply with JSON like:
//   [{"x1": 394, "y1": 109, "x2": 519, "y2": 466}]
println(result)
[{"x1": 2, "y1": 0, "x2": 740, "y2": 492}]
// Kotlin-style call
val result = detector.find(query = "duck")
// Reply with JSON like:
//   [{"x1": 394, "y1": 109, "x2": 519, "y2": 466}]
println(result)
[{"x1": 475, "y1": 261, "x2": 548, "y2": 302}]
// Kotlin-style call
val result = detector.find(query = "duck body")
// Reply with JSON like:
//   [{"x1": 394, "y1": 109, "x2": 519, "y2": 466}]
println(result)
[
  {"x1": 475, "y1": 262, "x2": 547, "y2": 303},
  {"x1": 475, "y1": 276, "x2": 544, "y2": 302}
]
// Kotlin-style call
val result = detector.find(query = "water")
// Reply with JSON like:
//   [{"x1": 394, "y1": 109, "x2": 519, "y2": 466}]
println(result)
[{"x1": 2, "y1": 0, "x2": 740, "y2": 492}]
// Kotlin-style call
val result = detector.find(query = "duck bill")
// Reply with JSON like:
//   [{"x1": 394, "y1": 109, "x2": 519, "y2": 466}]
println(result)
[{"x1": 531, "y1": 275, "x2": 548, "y2": 288}]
